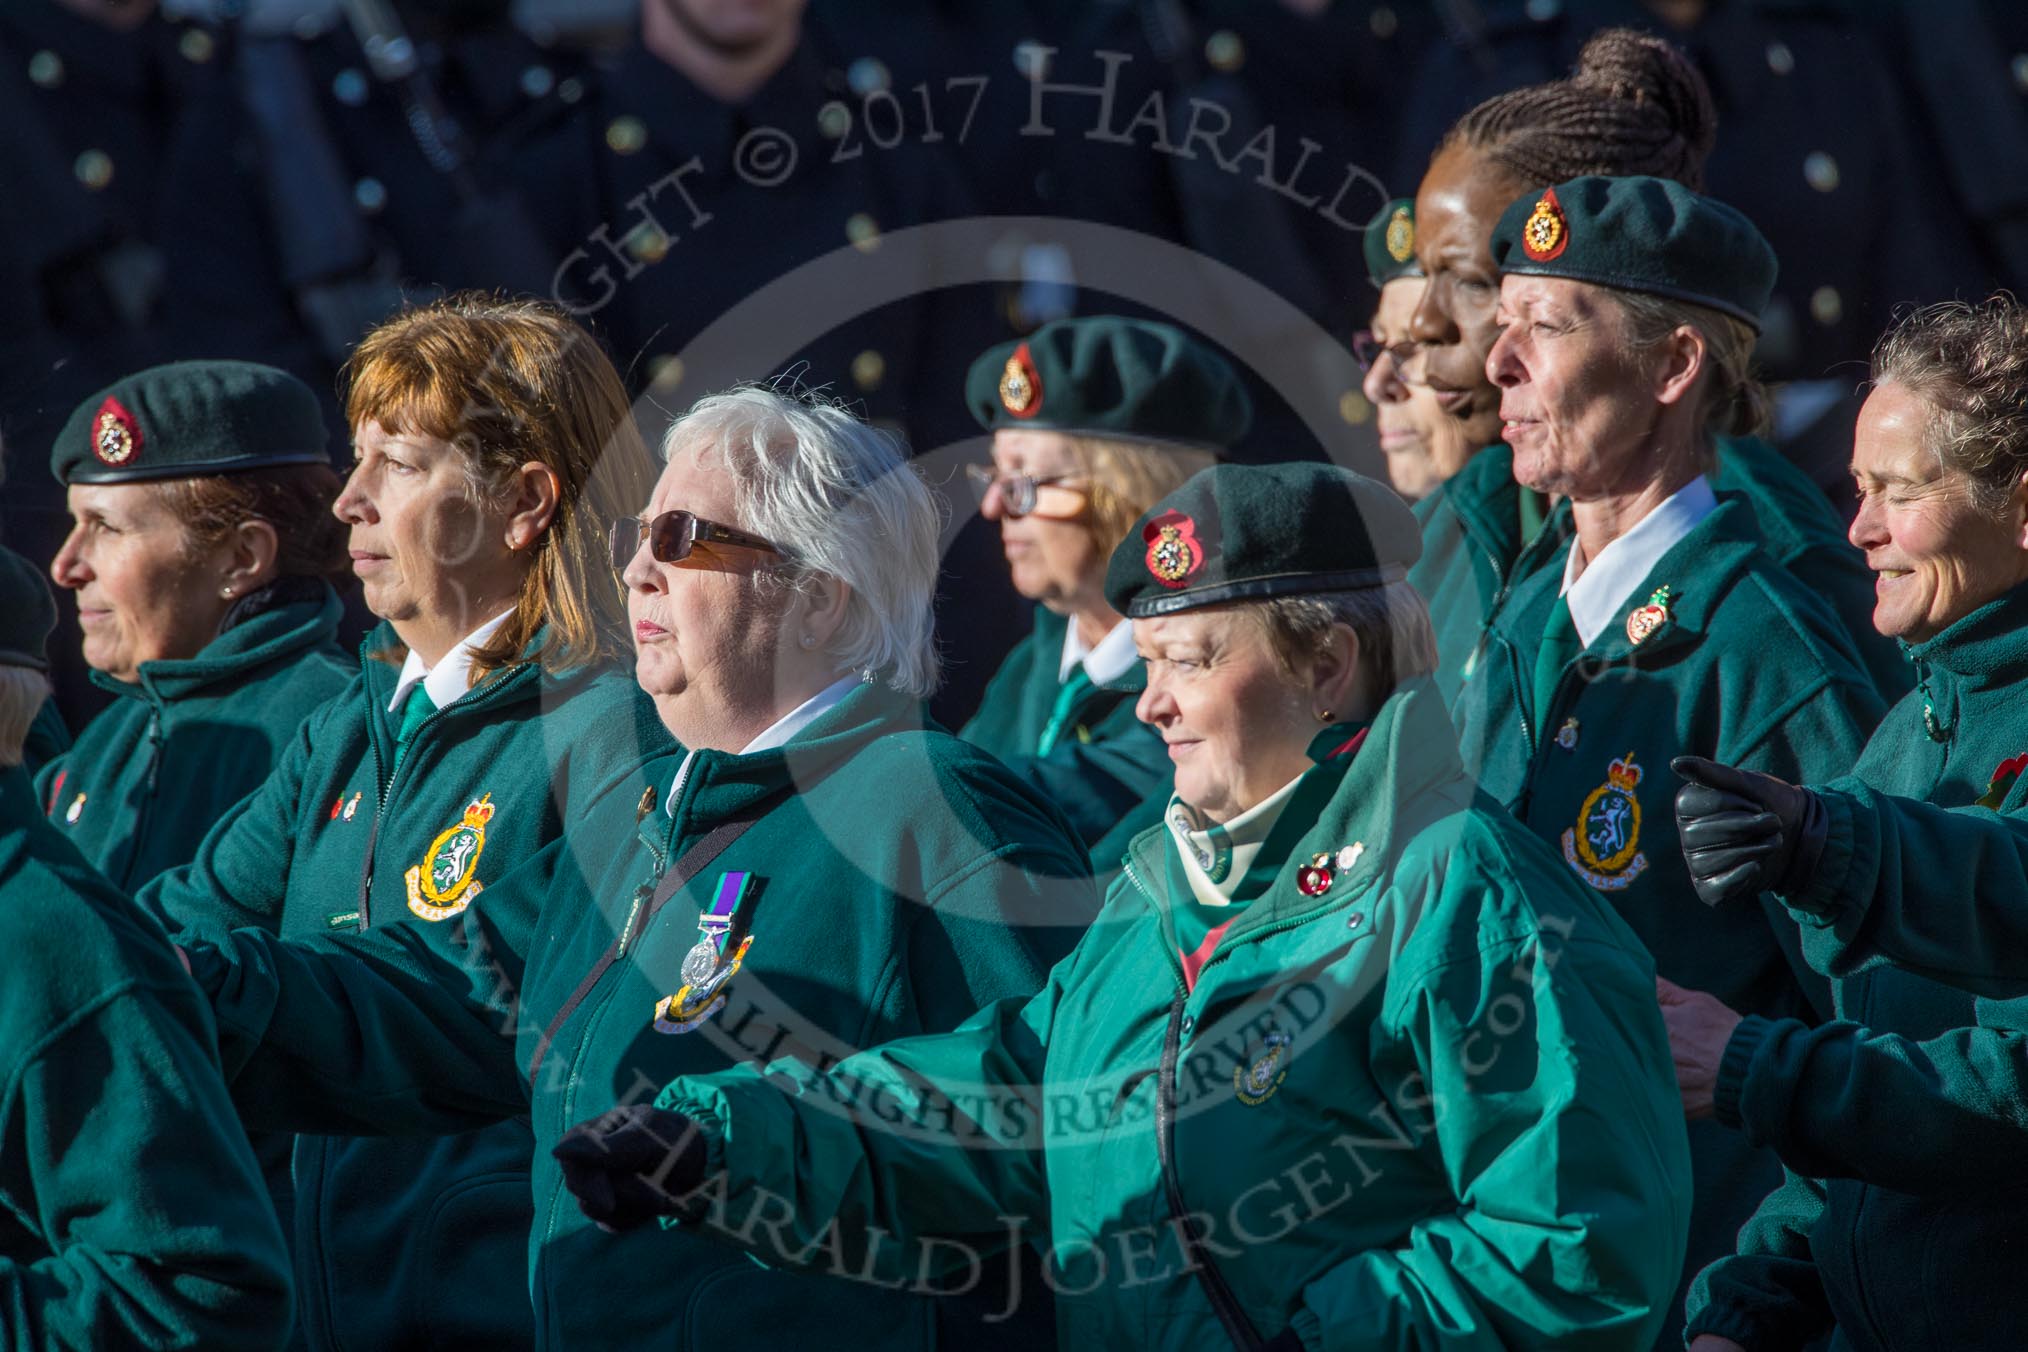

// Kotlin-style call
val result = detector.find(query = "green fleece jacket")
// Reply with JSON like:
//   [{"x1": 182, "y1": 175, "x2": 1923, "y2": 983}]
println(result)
[
  {"x1": 176, "y1": 682, "x2": 1096, "y2": 1350},
  {"x1": 1410, "y1": 439, "x2": 1905, "y2": 712},
  {"x1": 652, "y1": 678, "x2": 1692, "y2": 1350},
  {"x1": 959, "y1": 605, "x2": 1170, "y2": 872},
  {"x1": 136, "y1": 622, "x2": 659, "y2": 1352},
  {"x1": 0, "y1": 766, "x2": 293, "y2": 1351},
  {"x1": 1742, "y1": 583, "x2": 2028, "y2": 997},
  {"x1": 1451, "y1": 495, "x2": 1883, "y2": 1345},
  {"x1": 22, "y1": 701, "x2": 67, "y2": 779},
  {"x1": 1687, "y1": 581, "x2": 2028, "y2": 1351},
  {"x1": 35, "y1": 584, "x2": 350, "y2": 890}
]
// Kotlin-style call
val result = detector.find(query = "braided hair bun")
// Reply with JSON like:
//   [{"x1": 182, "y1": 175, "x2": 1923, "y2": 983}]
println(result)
[{"x1": 1441, "y1": 27, "x2": 1718, "y2": 191}]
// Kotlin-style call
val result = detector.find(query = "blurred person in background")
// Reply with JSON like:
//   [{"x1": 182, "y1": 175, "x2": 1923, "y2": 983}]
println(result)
[
  {"x1": 1356, "y1": 197, "x2": 1473, "y2": 502},
  {"x1": 958, "y1": 316, "x2": 1233, "y2": 872}
]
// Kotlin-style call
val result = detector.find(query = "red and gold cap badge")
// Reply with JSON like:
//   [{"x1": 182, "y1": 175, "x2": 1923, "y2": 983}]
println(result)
[
  {"x1": 1521, "y1": 187, "x2": 1570, "y2": 263},
  {"x1": 91, "y1": 396, "x2": 143, "y2": 467},
  {"x1": 998, "y1": 342, "x2": 1042, "y2": 419},
  {"x1": 1384, "y1": 205, "x2": 1415, "y2": 263},
  {"x1": 1143, "y1": 510, "x2": 1204, "y2": 589}
]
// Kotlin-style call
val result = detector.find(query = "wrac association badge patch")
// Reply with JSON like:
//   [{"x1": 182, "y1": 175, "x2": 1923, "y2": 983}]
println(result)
[
  {"x1": 1562, "y1": 753, "x2": 1649, "y2": 891},
  {"x1": 406, "y1": 794, "x2": 495, "y2": 920}
]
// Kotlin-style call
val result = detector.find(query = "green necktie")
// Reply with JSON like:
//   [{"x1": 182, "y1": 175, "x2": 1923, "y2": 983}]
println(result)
[
  {"x1": 1532, "y1": 594, "x2": 1583, "y2": 726},
  {"x1": 1036, "y1": 667, "x2": 1096, "y2": 756},
  {"x1": 392, "y1": 684, "x2": 438, "y2": 772}
]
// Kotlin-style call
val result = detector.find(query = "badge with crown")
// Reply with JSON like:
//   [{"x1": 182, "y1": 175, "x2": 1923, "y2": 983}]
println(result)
[
  {"x1": 406, "y1": 794, "x2": 495, "y2": 921},
  {"x1": 1563, "y1": 753, "x2": 1649, "y2": 891}
]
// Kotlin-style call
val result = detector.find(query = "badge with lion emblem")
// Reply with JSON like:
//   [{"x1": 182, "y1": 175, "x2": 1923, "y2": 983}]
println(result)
[{"x1": 406, "y1": 794, "x2": 495, "y2": 920}]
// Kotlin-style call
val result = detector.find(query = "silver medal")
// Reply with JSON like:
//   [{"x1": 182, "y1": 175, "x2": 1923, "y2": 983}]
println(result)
[{"x1": 680, "y1": 936, "x2": 720, "y2": 987}]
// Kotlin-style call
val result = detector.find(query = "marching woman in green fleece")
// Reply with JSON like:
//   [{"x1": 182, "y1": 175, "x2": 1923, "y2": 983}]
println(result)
[
  {"x1": 1403, "y1": 29, "x2": 1904, "y2": 707},
  {"x1": 133, "y1": 297, "x2": 659, "y2": 1352},
  {"x1": 36, "y1": 361, "x2": 352, "y2": 889},
  {"x1": 162, "y1": 385, "x2": 1094, "y2": 1350},
  {"x1": 1448, "y1": 174, "x2": 1884, "y2": 1345},
  {"x1": 958, "y1": 317, "x2": 1233, "y2": 864},
  {"x1": 1659, "y1": 297, "x2": 2028, "y2": 1351},
  {"x1": 552, "y1": 461, "x2": 1694, "y2": 1350},
  {"x1": 0, "y1": 547, "x2": 293, "y2": 1351}
]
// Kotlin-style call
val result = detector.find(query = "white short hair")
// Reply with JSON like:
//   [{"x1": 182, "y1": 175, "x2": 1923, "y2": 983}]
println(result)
[
  {"x1": 664, "y1": 386, "x2": 942, "y2": 698},
  {"x1": 0, "y1": 667, "x2": 50, "y2": 769}
]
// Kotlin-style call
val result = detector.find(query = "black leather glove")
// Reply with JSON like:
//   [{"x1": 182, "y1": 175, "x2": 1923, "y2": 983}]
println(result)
[
  {"x1": 1673, "y1": 756, "x2": 1827, "y2": 907},
  {"x1": 552, "y1": 1104, "x2": 708, "y2": 1232}
]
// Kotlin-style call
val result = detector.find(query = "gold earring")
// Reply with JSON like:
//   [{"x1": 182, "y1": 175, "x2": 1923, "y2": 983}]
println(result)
[{"x1": 1315, "y1": 708, "x2": 1334, "y2": 723}]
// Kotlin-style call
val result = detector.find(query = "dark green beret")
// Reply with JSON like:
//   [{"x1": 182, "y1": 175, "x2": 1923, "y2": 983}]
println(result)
[
  {"x1": 965, "y1": 316, "x2": 1253, "y2": 450},
  {"x1": 52, "y1": 359, "x2": 329, "y2": 486},
  {"x1": 1104, "y1": 461, "x2": 1421, "y2": 619},
  {"x1": 0, "y1": 546, "x2": 56, "y2": 672},
  {"x1": 1364, "y1": 198, "x2": 1421, "y2": 288},
  {"x1": 1489, "y1": 175, "x2": 1778, "y2": 331}
]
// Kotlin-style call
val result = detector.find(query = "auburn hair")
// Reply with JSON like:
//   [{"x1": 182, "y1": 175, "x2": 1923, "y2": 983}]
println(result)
[{"x1": 342, "y1": 294, "x2": 655, "y2": 678}]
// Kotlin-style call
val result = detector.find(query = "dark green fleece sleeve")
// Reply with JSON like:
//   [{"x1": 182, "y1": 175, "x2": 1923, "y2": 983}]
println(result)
[
  {"x1": 0, "y1": 982, "x2": 295, "y2": 1351},
  {"x1": 133, "y1": 704, "x2": 327, "y2": 938},
  {"x1": 1683, "y1": 1166, "x2": 1833, "y2": 1351},
  {"x1": 182, "y1": 837, "x2": 558, "y2": 1136},
  {"x1": 1785, "y1": 780, "x2": 2028, "y2": 998},
  {"x1": 1718, "y1": 1012, "x2": 2028, "y2": 1194}
]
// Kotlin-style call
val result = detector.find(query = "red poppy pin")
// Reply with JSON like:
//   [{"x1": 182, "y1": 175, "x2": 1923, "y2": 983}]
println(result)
[
  {"x1": 1521, "y1": 187, "x2": 1570, "y2": 263},
  {"x1": 1144, "y1": 510, "x2": 1203, "y2": 589},
  {"x1": 91, "y1": 396, "x2": 143, "y2": 466},
  {"x1": 1977, "y1": 753, "x2": 2028, "y2": 810},
  {"x1": 998, "y1": 342, "x2": 1042, "y2": 419}
]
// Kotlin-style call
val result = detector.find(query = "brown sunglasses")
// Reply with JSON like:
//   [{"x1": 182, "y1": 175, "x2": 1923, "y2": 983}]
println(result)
[{"x1": 609, "y1": 510, "x2": 782, "y2": 573}]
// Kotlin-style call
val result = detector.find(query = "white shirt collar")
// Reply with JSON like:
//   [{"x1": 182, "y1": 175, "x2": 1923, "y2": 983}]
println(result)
[
  {"x1": 665, "y1": 675, "x2": 863, "y2": 817},
  {"x1": 1560, "y1": 476, "x2": 1716, "y2": 648},
  {"x1": 1165, "y1": 771, "x2": 1307, "y2": 909},
  {"x1": 1058, "y1": 616, "x2": 1138, "y2": 687},
  {"x1": 387, "y1": 610, "x2": 516, "y2": 713}
]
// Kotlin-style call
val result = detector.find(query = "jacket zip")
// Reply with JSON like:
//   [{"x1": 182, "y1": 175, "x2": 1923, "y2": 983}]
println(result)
[
  {"x1": 1157, "y1": 991, "x2": 1263, "y2": 1350},
  {"x1": 353, "y1": 669, "x2": 528, "y2": 927}
]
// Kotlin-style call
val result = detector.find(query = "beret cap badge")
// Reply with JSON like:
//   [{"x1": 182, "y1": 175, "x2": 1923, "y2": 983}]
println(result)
[
  {"x1": 1384, "y1": 205, "x2": 1415, "y2": 263},
  {"x1": 91, "y1": 396, "x2": 142, "y2": 466},
  {"x1": 998, "y1": 342, "x2": 1042, "y2": 418},
  {"x1": 1522, "y1": 188, "x2": 1570, "y2": 263},
  {"x1": 1144, "y1": 510, "x2": 1203, "y2": 589}
]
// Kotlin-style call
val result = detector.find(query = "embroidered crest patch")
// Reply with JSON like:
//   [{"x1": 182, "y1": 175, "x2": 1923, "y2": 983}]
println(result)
[
  {"x1": 1234, "y1": 1030, "x2": 1292, "y2": 1106},
  {"x1": 1562, "y1": 753, "x2": 1649, "y2": 890},
  {"x1": 405, "y1": 794, "x2": 494, "y2": 921}
]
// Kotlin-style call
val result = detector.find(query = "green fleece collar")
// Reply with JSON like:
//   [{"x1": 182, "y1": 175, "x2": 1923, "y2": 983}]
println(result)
[
  {"x1": 92, "y1": 584, "x2": 341, "y2": 706},
  {"x1": 1902, "y1": 582, "x2": 2028, "y2": 690},
  {"x1": 659, "y1": 681, "x2": 918, "y2": 833}
]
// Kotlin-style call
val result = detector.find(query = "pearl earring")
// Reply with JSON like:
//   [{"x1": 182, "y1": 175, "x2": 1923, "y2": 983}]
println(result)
[{"x1": 220, "y1": 586, "x2": 235, "y2": 600}]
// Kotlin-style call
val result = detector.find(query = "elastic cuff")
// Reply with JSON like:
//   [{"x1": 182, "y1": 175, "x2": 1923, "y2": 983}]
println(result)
[
  {"x1": 1783, "y1": 784, "x2": 1856, "y2": 921},
  {"x1": 1288, "y1": 1306, "x2": 1322, "y2": 1350},
  {"x1": 1714, "y1": 1014, "x2": 1777, "y2": 1130}
]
